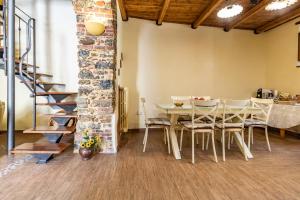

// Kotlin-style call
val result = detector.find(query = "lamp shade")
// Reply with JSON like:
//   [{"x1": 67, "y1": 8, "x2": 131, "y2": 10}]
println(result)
[{"x1": 85, "y1": 20, "x2": 105, "y2": 36}]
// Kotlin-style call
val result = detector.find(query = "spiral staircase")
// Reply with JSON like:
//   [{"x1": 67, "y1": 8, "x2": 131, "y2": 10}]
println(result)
[{"x1": 0, "y1": 3, "x2": 77, "y2": 163}]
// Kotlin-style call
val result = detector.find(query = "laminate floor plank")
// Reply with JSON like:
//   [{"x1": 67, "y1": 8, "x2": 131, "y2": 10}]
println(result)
[{"x1": 0, "y1": 129, "x2": 300, "y2": 200}]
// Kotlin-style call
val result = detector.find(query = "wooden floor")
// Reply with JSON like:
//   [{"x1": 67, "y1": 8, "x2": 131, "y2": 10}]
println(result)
[
  {"x1": 0, "y1": 132, "x2": 43, "y2": 157},
  {"x1": 0, "y1": 129, "x2": 300, "y2": 200}
]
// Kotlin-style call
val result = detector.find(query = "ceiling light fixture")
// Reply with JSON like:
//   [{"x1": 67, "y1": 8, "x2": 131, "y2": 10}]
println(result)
[
  {"x1": 217, "y1": 4, "x2": 244, "y2": 19},
  {"x1": 265, "y1": 0, "x2": 298, "y2": 11}
]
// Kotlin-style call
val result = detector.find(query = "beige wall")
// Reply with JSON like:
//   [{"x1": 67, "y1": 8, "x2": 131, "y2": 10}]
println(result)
[
  {"x1": 119, "y1": 18, "x2": 268, "y2": 128},
  {"x1": 0, "y1": 0, "x2": 78, "y2": 130},
  {"x1": 264, "y1": 18, "x2": 300, "y2": 94}
]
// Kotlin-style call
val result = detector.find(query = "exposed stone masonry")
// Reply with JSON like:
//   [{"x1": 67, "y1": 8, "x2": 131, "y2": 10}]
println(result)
[{"x1": 72, "y1": 0, "x2": 117, "y2": 153}]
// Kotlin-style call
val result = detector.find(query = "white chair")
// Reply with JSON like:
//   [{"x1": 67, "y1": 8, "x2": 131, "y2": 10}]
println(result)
[
  {"x1": 216, "y1": 100, "x2": 250, "y2": 161},
  {"x1": 245, "y1": 97, "x2": 273, "y2": 152},
  {"x1": 174, "y1": 96, "x2": 211, "y2": 148},
  {"x1": 171, "y1": 96, "x2": 192, "y2": 121},
  {"x1": 141, "y1": 98, "x2": 171, "y2": 153},
  {"x1": 179, "y1": 99, "x2": 220, "y2": 164}
]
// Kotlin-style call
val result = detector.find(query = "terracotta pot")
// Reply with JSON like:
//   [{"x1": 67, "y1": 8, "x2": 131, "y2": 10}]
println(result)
[{"x1": 79, "y1": 148, "x2": 93, "y2": 161}]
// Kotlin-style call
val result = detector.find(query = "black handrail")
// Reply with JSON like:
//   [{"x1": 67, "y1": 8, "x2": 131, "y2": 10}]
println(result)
[
  {"x1": 18, "y1": 17, "x2": 34, "y2": 92},
  {"x1": 2, "y1": 2, "x2": 37, "y2": 128}
]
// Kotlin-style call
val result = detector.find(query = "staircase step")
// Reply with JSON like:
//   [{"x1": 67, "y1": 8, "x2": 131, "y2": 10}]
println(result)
[
  {"x1": 23, "y1": 125, "x2": 76, "y2": 135},
  {"x1": 26, "y1": 71, "x2": 53, "y2": 78},
  {"x1": 16, "y1": 71, "x2": 53, "y2": 78},
  {"x1": 48, "y1": 112, "x2": 77, "y2": 118},
  {"x1": 21, "y1": 81, "x2": 65, "y2": 86},
  {"x1": 11, "y1": 142, "x2": 70, "y2": 154},
  {"x1": 36, "y1": 102, "x2": 77, "y2": 106},
  {"x1": 15, "y1": 60, "x2": 40, "y2": 69},
  {"x1": 36, "y1": 92, "x2": 77, "y2": 96}
]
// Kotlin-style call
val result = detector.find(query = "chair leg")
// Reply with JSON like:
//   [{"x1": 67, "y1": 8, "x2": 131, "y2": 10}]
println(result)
[
  {"x1": 265, "y1": 126, "x2": 271, "y2": 152},
  {"x1": 165, "y1": 127, "x2": 171, "y2": 154},
  {"x1": 211, "y1": 131, "x2": 218, "y2": 163},
  {"x1": 202, "y1": 133, "x2": 205, "y2": 151},
  {"x1": 222, "y1": 129, "x2": 226, "y2": 162},
  {"x1": 228, "y1": 132, "x2": 231, "y2": 150},
  {"x1": 163, "y1": 128, "x2": 167, "y2": 144},
  {"x1": 206, "y1": 132, "x2": 210, "y2": 150},
  {"x1": 251, "y1": 127, "x2": 254, "y2": 145},
  {"x1": 180, "y1": 128, "x2": 184, "y2": 151},
  {"x1": 192, "y1": 130, "x2": 195, "y2": 164},
  {"x1": 196, "y1": 134, "x2": 199, "y2": 145},
  {"x1": 143, "y1": 127, "x2": 149, "y2": 152},
  {"x1": 248, "y1": 127, "x2": 251, "y2": 151},
  {"x1": 242, "y1": 129, "x2": 248, "y2": 161},
  {"x1": 143, "y1": 127, "x2": 147, "y2": 145},
  {"x1": 231, "y1": 134, "x2": 234, "y2": 144}
]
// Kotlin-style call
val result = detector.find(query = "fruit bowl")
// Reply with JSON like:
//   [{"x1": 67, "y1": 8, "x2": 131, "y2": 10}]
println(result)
[{"x1": 174, "y1": 102, "x2": 184, "y2": 107}]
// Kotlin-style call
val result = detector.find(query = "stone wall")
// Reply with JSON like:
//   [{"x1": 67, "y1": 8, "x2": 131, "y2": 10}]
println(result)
[{"x1": 72, "y1": 0, "x2": 117, "y2": 153}]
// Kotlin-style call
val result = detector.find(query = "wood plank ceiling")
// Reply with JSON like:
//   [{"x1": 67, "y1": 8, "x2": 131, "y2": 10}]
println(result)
[{"x1": 118, "y1": 0, "x2": 300, "y2": 33}]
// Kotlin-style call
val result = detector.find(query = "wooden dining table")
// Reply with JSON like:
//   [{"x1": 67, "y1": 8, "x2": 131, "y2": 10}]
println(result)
[{"x1": 157, "y1": 104, "x2": 260, "y2": 160}]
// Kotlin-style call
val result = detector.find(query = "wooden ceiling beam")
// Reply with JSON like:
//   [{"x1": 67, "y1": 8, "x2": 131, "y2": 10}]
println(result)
[
  {"x1": 118, "y1": 0, "x2": 128, "y2": 21},
  {"x1": 225, "y1": 0, "x2": 270, "y2": 32},
  {"x1": 255, "y1": 7, "x2": 300, "y2": 34},
  {"x1": 157, "y1": 0, "x2": 171, "y2": 25},
  {"x1": 192, "y1": 0, "x2": 224, "y2": 29}
]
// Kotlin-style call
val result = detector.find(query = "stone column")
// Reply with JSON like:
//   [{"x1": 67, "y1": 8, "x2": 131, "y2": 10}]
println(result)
[{"x1": 72, "y1": 0, "x2": 117, "y2": 153}]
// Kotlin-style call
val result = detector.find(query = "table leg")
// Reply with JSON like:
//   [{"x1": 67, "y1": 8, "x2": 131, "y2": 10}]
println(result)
[
  {"x1": 233, "y1": 132, "x2": 253, "y2": 159},
  {"x1": 280, "y1": 129, "x2": 286, "y2": 139},
  {"x1": 170, "y1": 114, "x2": 181, "y2": 159}
]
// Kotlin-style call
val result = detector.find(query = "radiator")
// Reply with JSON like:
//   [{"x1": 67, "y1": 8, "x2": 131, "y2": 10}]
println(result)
[
  {"x1": 0, "y1": 101, "x2": 5, "y2": 130},
  {"x1": 118, "y1": 87, "x2": 128, "y2": 133}
]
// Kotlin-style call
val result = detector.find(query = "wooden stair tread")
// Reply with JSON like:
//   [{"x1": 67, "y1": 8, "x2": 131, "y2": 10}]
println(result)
[
  {"x1": 15, "y1": 60, "x2": 40, "y2": 68},
  {"x1": 11, "y1": 142, "x2": 70, "y2": 154},
  {"x1": 47, "y1": 112, "x2": 78, "y2": 118},
  {"x1": 36, "y1": 102, "x2": 77, "y2": 106},
  {"x1": 16, "y1": 71, "x2": 53, "y2": 78},
  {"x1": 27, "y1": 72, "x2": 53, "y2": 77},
  {"x1": 21, "y1": 81, "x2": 65, "y2": 86},
  {"x1": 24, "y1": 125, "x2": 76, "y2": 134},
  {"x1": 36, "y1": 92, "x2": 77, "y2": 96}
]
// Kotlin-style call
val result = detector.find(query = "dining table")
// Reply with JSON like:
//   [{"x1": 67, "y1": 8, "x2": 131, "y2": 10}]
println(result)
[{"x1": 157, "y1": 104, "x2": 260, "y2": 160}]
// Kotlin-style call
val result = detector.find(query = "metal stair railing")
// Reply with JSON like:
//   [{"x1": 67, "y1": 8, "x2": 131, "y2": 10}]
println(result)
[{"x1": 2, "y1": 2, "x2": 37, "y2": 128}]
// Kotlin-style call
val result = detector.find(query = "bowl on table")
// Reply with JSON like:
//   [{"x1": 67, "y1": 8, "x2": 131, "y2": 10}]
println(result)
[{"x1": 174, "y1": 102, "x2": 184, "y2": 107}]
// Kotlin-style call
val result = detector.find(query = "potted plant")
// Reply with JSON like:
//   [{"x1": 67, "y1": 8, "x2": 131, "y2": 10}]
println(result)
[{"x1": 79, "y1": 129, "x2": 102, "y2": 160}]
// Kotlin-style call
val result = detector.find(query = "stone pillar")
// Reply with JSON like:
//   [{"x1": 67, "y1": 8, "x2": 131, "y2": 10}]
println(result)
[{"x1": 73, "y1": 0, "x2": 117, "y2": 153}]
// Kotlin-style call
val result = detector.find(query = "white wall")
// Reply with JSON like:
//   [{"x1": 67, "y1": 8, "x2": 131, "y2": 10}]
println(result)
[
  {"x1": 0, "y1": 0, "x2": 78, "y2": 130},
  {"x1": 119, "y1": 18, "x2": 267, "y2": 129},
  {"x1": 264, "y1": 18, "x2": 300, "y2": 94}
]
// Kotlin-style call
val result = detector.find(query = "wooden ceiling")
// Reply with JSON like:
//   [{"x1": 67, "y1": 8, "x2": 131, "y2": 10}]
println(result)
[{"x1": 118, "y1": 0, "x2": 300, "y2": 33}]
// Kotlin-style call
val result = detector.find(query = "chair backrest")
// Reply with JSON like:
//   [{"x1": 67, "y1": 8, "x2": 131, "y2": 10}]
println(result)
[
  {"x1": 191, "y1": 99, "x2": 220, "y2": 127},
  {"x1": 221, "y1": 100, "x2": 250, "y2": 128},
  {"x1": 250, "y1": 97, "x2": 273, "y2": 123},
  {"x1": 140, "y1": 98, "x2": 148, "y2": 125}
]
